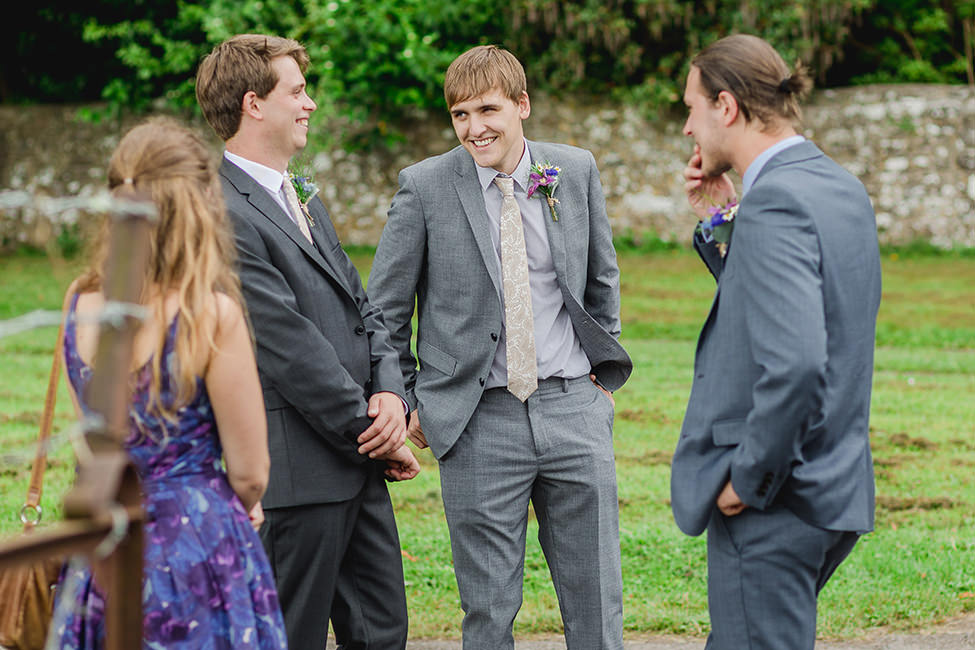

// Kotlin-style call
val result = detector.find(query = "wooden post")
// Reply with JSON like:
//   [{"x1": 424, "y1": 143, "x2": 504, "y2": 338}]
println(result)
[{"x1": 63, "y1": 192, "x2": 155, "y2": 649}]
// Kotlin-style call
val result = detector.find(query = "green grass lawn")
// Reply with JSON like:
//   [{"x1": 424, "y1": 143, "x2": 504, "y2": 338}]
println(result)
[{"x1": 1, "y1": 246, "x2": 973, "y2": 640}]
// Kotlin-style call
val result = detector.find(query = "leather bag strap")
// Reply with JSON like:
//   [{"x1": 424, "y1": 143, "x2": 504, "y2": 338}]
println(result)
[{"x1": 22, "y1": 321, "x2": 65, "y2": 532}]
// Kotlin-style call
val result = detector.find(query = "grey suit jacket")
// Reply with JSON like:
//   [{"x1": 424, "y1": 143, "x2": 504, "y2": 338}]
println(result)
[
  {"x1": 368, "y1": 141, "x2": 632, "y2": 459},
  {"x1": 220, "y1": 158, "x2": 406, "y2": 508},
  {"x1": 670, "y1": 141, "x2": 881, "y2": 537}
]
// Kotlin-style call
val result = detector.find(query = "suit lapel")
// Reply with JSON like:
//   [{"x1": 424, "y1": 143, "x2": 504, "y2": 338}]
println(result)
[
  {"x1": 220, "y1": 159, "x2": 353, "y2": 296},
  {"x1": 453, "y1": 152, "x2": 503, "y2": 297},
  {"x1": 303, "y1": 197, "x2": 355, "y2": 296}
]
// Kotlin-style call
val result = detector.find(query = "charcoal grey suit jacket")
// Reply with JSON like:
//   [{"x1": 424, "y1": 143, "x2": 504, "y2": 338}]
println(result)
[
  {"x1": 220, "y1": 157, "x2": 405, "y2": 508},
  {"x1": 368, "y1": 141, "x2": 632, "y2": 459},
  {"x1": 671, "y1": 141, "x2": 881, "y2": 537}
]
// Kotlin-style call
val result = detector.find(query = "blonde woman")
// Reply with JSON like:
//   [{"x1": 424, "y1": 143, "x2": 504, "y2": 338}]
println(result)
[{"x1": 54, "y1": 118, "x2": 287, "y2": 649}]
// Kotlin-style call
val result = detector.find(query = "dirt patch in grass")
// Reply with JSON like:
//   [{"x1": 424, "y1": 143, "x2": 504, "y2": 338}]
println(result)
[
  {"x1": 874, "y1": 432, "x2": 940, "y2": 451},
  {"x1": 617, "y1": 408, "x2": 680, "y2": 427},
  {"x1": 873, "y1": 455, "x2": 912, "y2": 468},
  {"x1": 0, "y1": 412, "x2": 40, "y2": 426},
  {"x1": 876, "y1": 495, "x2": 957, "y2": 511},
  {"x1": 948, "y1": 438, "x2": 975, "y2": 451},
  {"x1": 616, "y1": 449, "x2": 673, "y2": 467}
]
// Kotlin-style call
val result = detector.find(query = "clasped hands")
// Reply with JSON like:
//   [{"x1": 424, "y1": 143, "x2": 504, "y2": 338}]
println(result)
[{"x1": 357, "y1": 391, "x2": 420, "y2": 481}]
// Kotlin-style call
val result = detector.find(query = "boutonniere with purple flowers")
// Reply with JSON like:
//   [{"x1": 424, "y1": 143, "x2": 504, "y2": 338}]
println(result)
[
  {"x1": 696, "y1": 199, "x2": 738, "y2": 258},
  {"x1": 527, "y1": 161, "x2": 561, "y2": 221},
  {"x1": 287, "y1": 161, "x2": 319, "y2": 227}
]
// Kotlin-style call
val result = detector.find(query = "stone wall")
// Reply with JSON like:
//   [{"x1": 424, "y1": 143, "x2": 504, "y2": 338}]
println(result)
[{"x1": 1, "y1": 84, "x2": 973, "y2": 249}]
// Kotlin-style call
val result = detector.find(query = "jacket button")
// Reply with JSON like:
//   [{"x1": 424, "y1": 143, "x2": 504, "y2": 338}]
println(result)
[
  {"x1": 490, "y1": 332, "x2": 498, "y2": 341},
  {"x1": 354, "y1": 325, "x2": 366, "y2": 335},
  {"x1": 478, "y1": 378, "x2": 485, "y2": 386}
]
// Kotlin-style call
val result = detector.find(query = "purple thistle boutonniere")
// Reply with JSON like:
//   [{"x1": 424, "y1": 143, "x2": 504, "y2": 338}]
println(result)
[
  {"x1": 527, "y1": 161, "x2": 561, "y2": 221},
  {"x1": 697, "y1": 199, "x2": 738, "y2": 258},
  {"x1": 287, "y1": 164, "x2": 319, "y2": 227}
]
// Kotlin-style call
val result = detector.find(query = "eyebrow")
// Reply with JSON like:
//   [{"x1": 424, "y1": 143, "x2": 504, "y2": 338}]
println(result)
[{"x1": 451, "y1": 102, "x2": 500, "y2": 115}]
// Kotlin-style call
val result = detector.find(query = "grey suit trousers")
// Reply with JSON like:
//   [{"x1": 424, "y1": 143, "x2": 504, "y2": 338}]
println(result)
[
  {"x1": 438, "y1": 376, "x2": 623, "y2": 650},
  {"x1": 260, "y1": 469, "x2": 408, "y2": 650},
  {"x1": 704, "y1": 505, "x2": 859, "y2": 650}
]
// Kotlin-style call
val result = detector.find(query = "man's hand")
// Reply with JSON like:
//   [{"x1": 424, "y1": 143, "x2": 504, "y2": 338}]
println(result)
[
  {"x1": 589, "y1": 374, "x2": 615, "y2": 408},
  {"x1": 407, "y1": 409, "x2": 429, "y2": 449},
  {"x1": 248, "y1": 501, "x2": 265, "y2": 531},
  {"x1": 717, "y1": 480, "x2": 747, "y2": 517},
  {"x1": 358, "y1": 391, "x2": 407, "y2": 458},
  {"x1": 379, "y1": 445, "x2": 421, "y2": 481},
  {"x1": 684, "y1": 145, "x2": 736, "y2": 220}
]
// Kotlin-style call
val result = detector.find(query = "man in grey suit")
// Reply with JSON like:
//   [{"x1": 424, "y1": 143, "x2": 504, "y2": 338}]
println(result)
[
  {"x1": 368, "y1": 45, "x2": 632, "y2": 649},
  {"x1": 672, "y1": 34, "x2": 881, "y2": 650},
  {"x1": 195, "y1": 34, "x2": 419, "y2": 650}
]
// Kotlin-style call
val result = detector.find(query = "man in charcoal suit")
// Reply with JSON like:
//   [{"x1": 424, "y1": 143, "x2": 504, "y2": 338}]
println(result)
[
  {"x1": 196, "y1": 34, "x2": 418, "y2": 650},
  {"x1": 368, "y1": 45, "x2": 632, "y2": 649},
  {"x1": 672, "y1": 34, "x2": 881, "y2": 650}
]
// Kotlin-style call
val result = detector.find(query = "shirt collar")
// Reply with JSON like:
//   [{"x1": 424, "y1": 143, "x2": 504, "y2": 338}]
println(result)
[
  {"x1": 742, "y1": 134, "x2": 805, "y2": 196},
  {"x1": 224, "y1": 151, "x2": 288, "y2": 195},
  {"x1": 475, "y1": 139, "x2": 532, "y2": 193}
]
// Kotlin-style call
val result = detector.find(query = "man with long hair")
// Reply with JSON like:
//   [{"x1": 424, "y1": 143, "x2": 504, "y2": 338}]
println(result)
[{"x1": 672, "y1": 34, "x2": 881, "y2": 649}]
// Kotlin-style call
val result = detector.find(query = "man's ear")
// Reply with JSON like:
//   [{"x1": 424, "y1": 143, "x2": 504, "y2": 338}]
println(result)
[
  {"x1": 518, "y1": 91, "x2": 531, "y2": 120},
  {"x1": 241, "y1": 90, "x2": 262, "y2": 121},
  {"x1": 715, "y1": 90, "x2": 739, "y2": 127}
]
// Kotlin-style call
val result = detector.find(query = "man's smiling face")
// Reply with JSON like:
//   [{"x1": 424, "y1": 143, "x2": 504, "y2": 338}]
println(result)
[
  {"x1": 262, "y1": 54, "x2": 316, "y2": 161},
  {"x1": 450, "y1": 89, "x2": 530, "y2": 175}
]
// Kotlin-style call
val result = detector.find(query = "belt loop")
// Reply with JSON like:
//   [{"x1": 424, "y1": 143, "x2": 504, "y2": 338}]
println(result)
[{"x1": 561, "y1": 377, "x2": 569, "y2": 393}]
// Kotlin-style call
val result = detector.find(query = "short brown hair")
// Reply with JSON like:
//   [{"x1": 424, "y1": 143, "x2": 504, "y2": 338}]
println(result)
[
  {"x1": 196, "y1": 34, "x2": 310, "y2": 141},
  {"x1": 692, "y1": 34, "x2": 812, "y2": 130},
  {"x1": 444, "y1": 45, "x2": 527, "y2": 109}
]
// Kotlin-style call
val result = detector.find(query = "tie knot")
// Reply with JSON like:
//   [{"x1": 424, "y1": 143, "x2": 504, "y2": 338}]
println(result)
[{"x1": 494, "y1": 175, "x2": 515, "y2": 197}]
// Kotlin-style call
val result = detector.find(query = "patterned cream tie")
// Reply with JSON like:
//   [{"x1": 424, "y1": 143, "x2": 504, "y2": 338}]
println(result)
[
  {"x1": 494, "y1": 175, "x2": 537, "y2": 402},
  {"x1": 282, "y1": 177, "x2": 314, "y2": 245}
]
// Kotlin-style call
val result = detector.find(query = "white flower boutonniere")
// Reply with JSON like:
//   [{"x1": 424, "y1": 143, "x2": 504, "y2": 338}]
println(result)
[{"x1": 527, "y1": 161, "x2": 561, "y2": 221}]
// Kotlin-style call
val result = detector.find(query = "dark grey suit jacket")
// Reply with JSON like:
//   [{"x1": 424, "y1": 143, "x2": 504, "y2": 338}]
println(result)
[
  {"x1": 220, "y1": 158, "x2": 406, "y2": 508},
  {"x1": 671, "y1": 141, "x2": 881, "y2": 537},
  {"x1": 368, "y1": 142, "x2": 632, "y2": 459}
]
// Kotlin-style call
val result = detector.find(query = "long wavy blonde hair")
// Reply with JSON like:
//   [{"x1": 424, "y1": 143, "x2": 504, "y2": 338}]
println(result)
[{"x1": 76, "y1": 117, "x2": 245, "y2": 421}]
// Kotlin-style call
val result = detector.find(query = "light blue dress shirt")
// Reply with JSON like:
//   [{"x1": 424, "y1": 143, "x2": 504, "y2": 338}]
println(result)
[{"x1": 741, "y1": 135, "x2": 805, "y2": 197}]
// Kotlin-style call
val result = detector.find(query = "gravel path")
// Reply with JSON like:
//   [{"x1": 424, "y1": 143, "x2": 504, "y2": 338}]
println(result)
[{"x1": 327, "y1": 612, "x2": 975, "y2": 649}]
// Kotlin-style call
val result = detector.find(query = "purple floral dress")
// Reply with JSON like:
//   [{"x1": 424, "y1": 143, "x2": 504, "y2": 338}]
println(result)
[{"x1": 54, "y1": 294, "x2": 287, "y2": 649}]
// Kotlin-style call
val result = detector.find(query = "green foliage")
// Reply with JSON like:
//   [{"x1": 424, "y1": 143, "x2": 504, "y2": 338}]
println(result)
[
  {"x1": 75, "y1": 0, "x2": 503, "y2": 146},
  {"x1": 508, "y1": 0, "x2": 875, "y2": 116},
  {"x1": 840, "y1": 0, "x2": 975, "y2": 85},
  {"x1": 4, "y1": 1, "x2": 974, "y2": 145},
  {"x1": 298, "y1": 0, "x2": 504, "y2": 147}
]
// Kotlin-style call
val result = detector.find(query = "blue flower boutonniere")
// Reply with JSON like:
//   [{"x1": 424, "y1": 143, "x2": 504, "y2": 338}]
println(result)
[
  {"x1": 287, "y1": 163, "x2": 319, "y2": 227},
  {"x1": 697, "y1": 199, "x2": 738, "y2": 258},
  {"x1": 527, "y1": 161, "x2": 560, "y2": 221}
]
